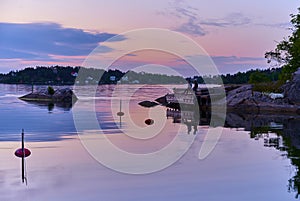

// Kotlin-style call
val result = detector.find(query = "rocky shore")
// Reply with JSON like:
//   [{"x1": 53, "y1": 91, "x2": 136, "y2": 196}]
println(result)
[
  {"x1": 153, "y1": 68, "x2": 300, "y2": 115},
  {"x1": 226, "y1": 68, "x2": 300, "y2": 114}
]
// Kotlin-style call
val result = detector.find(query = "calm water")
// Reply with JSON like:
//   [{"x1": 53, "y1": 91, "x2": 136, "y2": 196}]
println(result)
[{"x1": 0, "y1": 84, "x2": 300, "y2": 201}]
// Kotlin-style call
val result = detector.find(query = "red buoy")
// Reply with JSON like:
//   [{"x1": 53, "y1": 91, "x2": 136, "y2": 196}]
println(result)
[
  {"x1": 15, "y1": 148, "x2": 31, "y2": 158},
  {"x1": 117, "y1": 111, "x2": 124, "y2": 116},
  {"x1": 145, "y1": 118, "x2": 154, "y2": 125}
]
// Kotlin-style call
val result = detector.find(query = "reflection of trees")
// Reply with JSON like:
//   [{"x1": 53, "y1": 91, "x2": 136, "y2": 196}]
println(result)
[
  {"x1": 251, "y1": 126, "x2": 300, "y2": 199},
  {"x1": 226, "y1": 113, "x2": 300, "y2": 198},
  {"x1": 281, "y1": 118, "x2": 300, "y2": 199},
  {"x1": 285, "y1": 136, "x2": 300, "y2": 199},
  {"x1": 167, "y1": 108, "x2": 300, "y2": 197}
]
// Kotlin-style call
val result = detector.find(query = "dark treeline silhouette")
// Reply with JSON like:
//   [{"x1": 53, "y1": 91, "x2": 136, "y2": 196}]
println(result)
[
  {"x1": 0, "y1": 65, "x2": 283, "y2": 85},
  {"x1": 0, "y1": 66, "x2": 79, "y2": 85},
  {"x1": 186, "y1": 67, "x2": 282, "y2": 85},
  {"x1": 0, "y1": 66, "x2": 186, "y2": 85}
]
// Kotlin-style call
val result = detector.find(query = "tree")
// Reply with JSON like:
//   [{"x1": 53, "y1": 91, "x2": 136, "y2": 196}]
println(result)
[
  {"x1": 249, "y1": 71, "x2": 271, "y2": 84},
  {"x1": 265, "y1": 7, "x2": 300, "y2": 83},
  {"x1": 47, "y1": 86, "x2": 55, "y2": 95}
]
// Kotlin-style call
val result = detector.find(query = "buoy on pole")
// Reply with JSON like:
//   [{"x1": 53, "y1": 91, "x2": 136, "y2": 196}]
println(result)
[
  {"x1": 117, "y1": 99, "x2": 124, "y2": 127},
  {"x1": 14, "y1": 129, "x2": 31, "y2": 184}
]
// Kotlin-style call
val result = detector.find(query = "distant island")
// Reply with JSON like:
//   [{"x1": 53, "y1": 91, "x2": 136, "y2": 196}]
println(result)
[
  {"x1": 0, "y1": 66, "x2": 187, "y2": 85},
  {"x1": 0, "y1": 65, "x2": 283, "y2": 87},
  {"x1": 0, "y1": 66, "x2": 189, "y2": 85}
]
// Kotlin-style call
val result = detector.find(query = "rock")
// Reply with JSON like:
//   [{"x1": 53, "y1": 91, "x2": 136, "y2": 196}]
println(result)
[
  {"x1": 138, "y1": 101, "x2": 159, "y2": 108},
  {"x1": 19, "y1": 88, "x2": 77, "y2": 103},
  {"x1": 282, "y1": 67, "x2": 300, "y2": 105},
  {"x1": 53, "y1": 88, "x2": 77, "y2": 102},
  {"x1": 226, "y1": 85, "x2": 254, "y2": 107},
  {"x1": 155, "y1": 96, "x2": 167, "y2": 105},
  {"x1": 226, "y1": 84, "x2": 300, "y2": 114}
]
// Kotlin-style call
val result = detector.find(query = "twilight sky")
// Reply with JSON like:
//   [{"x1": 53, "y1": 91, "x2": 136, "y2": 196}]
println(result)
[{"x1": 0, "y1": 0, "x2": 299, "y2": 76}]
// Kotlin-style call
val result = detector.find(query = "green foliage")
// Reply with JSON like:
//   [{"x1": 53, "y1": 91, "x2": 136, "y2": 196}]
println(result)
[
  {"x1": 278, "y1": 63, "x2": 300, "y2": 84},
  {"x1": 247, "y1": 70, "x2": 284, "y2": 92},
  {"x1": 47, "y1": 86, "x2": 55, "y2": 95},
  {"x1": 266, "y1": 7, "x2": 300, "y2": 83},
  {"x1": 252, "y1": 82, "x2": 283, "y2": 93},
  {"x1": 190, "y1": 68, "x2": 282, "y2": 85},
  {"x1": 249, "y1": 71, "x2": 271, "y2": 84}
]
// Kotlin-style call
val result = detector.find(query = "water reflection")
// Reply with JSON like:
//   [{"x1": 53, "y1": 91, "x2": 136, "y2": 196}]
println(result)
[
  {"x1": 227, "y1": 113, "x2": 300, "y2": 198},
  {"x1": 116, "y1": 99, "x2": 124, "y2": 127},
  {"x1": 20, "y1": 100, "x2": 75, "y2": 111},
  {"x1": 1, "y1": 84, "x2": 300, "y2": 200},
  {"x1": 167, "y1": 106, "x2": 300, "y2": 198},
  {"x1": 166, "y1": 109, "x2": 200, "y2": 134}
]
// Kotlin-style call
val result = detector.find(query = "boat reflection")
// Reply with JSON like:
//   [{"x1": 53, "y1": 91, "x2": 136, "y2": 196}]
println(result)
[
  {"x1": 167, "y1": 109, "x2": 201, "y2": 134},
  {"x1": 166, "y1": 107, "x2": 300, "y2": 198}
]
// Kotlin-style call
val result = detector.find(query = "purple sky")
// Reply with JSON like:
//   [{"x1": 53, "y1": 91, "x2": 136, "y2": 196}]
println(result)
[{"x1": 0, "y1": 0, "x2": 299, "y2": 76}]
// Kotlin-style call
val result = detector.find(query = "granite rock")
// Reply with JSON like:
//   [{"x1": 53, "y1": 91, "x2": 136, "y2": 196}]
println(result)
[{"x1": 19, "y1": 88, "x2": 77, "y2": 103}]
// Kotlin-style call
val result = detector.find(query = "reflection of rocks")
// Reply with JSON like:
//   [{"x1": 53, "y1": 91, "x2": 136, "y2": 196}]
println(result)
[
  {"x1": 227, "y1": 111, "x2": 300, "y2": 198},
  {"x1": 282, "y1": 68, "x2": 300, "y2": 105},
  {"x1": 19, "y1": 88, "x2": 77, "y2": 110},
  {"x1": 226, "y1": 113, "x2": 287, "y2": 131},
  {"x1": 166, "y1": 105, "x2": 300, "y2": 196},
  {"x1": 225, "y1": 112, "x2": 300, "y2": 149},
  {"x1": 282, "y1": 118, "x2": 300, "y2": 150}
]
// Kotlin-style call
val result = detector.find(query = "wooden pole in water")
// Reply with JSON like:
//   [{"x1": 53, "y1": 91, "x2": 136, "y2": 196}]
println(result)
[
  {"x1": 21, "y1": 129, "x2": 25, "y2": 183},
  {"x1": 119, "y1": 99, "x2": 122, "y2": 127},
  {"x1": 117, "y1": 99, "x2": 124, "y2": 127}
]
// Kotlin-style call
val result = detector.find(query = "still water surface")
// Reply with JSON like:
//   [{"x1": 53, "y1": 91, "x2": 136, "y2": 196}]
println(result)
[{"x1": 0, "y1": 84, "x2": 300, "y2": 201}]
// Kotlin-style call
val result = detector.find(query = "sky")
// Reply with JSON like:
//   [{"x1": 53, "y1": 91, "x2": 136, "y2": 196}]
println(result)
[{"x1": 0, "y1": 0, "x2": 299, "y2": 76}]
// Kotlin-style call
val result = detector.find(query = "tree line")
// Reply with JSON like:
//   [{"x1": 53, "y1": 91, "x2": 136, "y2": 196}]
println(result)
[
  {"x1": 0, "y1": 66, "x2": 186, "y2": 85},
  {"x1": 187, "y1": 68, "x2": 282, "y2": 85},
  {"x1": 0, "y1": 65, "x2": 284, "y2": 86}
]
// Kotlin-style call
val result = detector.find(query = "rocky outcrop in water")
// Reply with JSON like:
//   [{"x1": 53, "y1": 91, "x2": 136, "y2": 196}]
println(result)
[
  {"x1": 138, "y1": 101, "x2": 159, "y2": 108},
  {"x1": 19, "y1": 88, "x2": 77, "y2": 103}
]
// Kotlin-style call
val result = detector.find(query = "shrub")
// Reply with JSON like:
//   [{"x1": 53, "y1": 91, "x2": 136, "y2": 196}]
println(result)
[
  {"x1": 47, "y1": 86, "x2": 55, "y2": 95},
  {"x1": 252, "y1": 81, "x2": 283, "y2": 93}
]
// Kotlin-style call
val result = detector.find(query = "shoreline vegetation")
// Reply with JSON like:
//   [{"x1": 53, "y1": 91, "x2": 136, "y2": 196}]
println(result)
[
  {"x1": 0, "y1": 65, "x2": 284, "y2": 86},
  {"x1": 0, "y1": 66, "x2": 187, "y2": 85}
]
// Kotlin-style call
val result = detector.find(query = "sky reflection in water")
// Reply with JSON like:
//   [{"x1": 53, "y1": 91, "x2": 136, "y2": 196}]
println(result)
[{"x1": 0, "y1": 84, "x2": 299, "y2": 200}]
